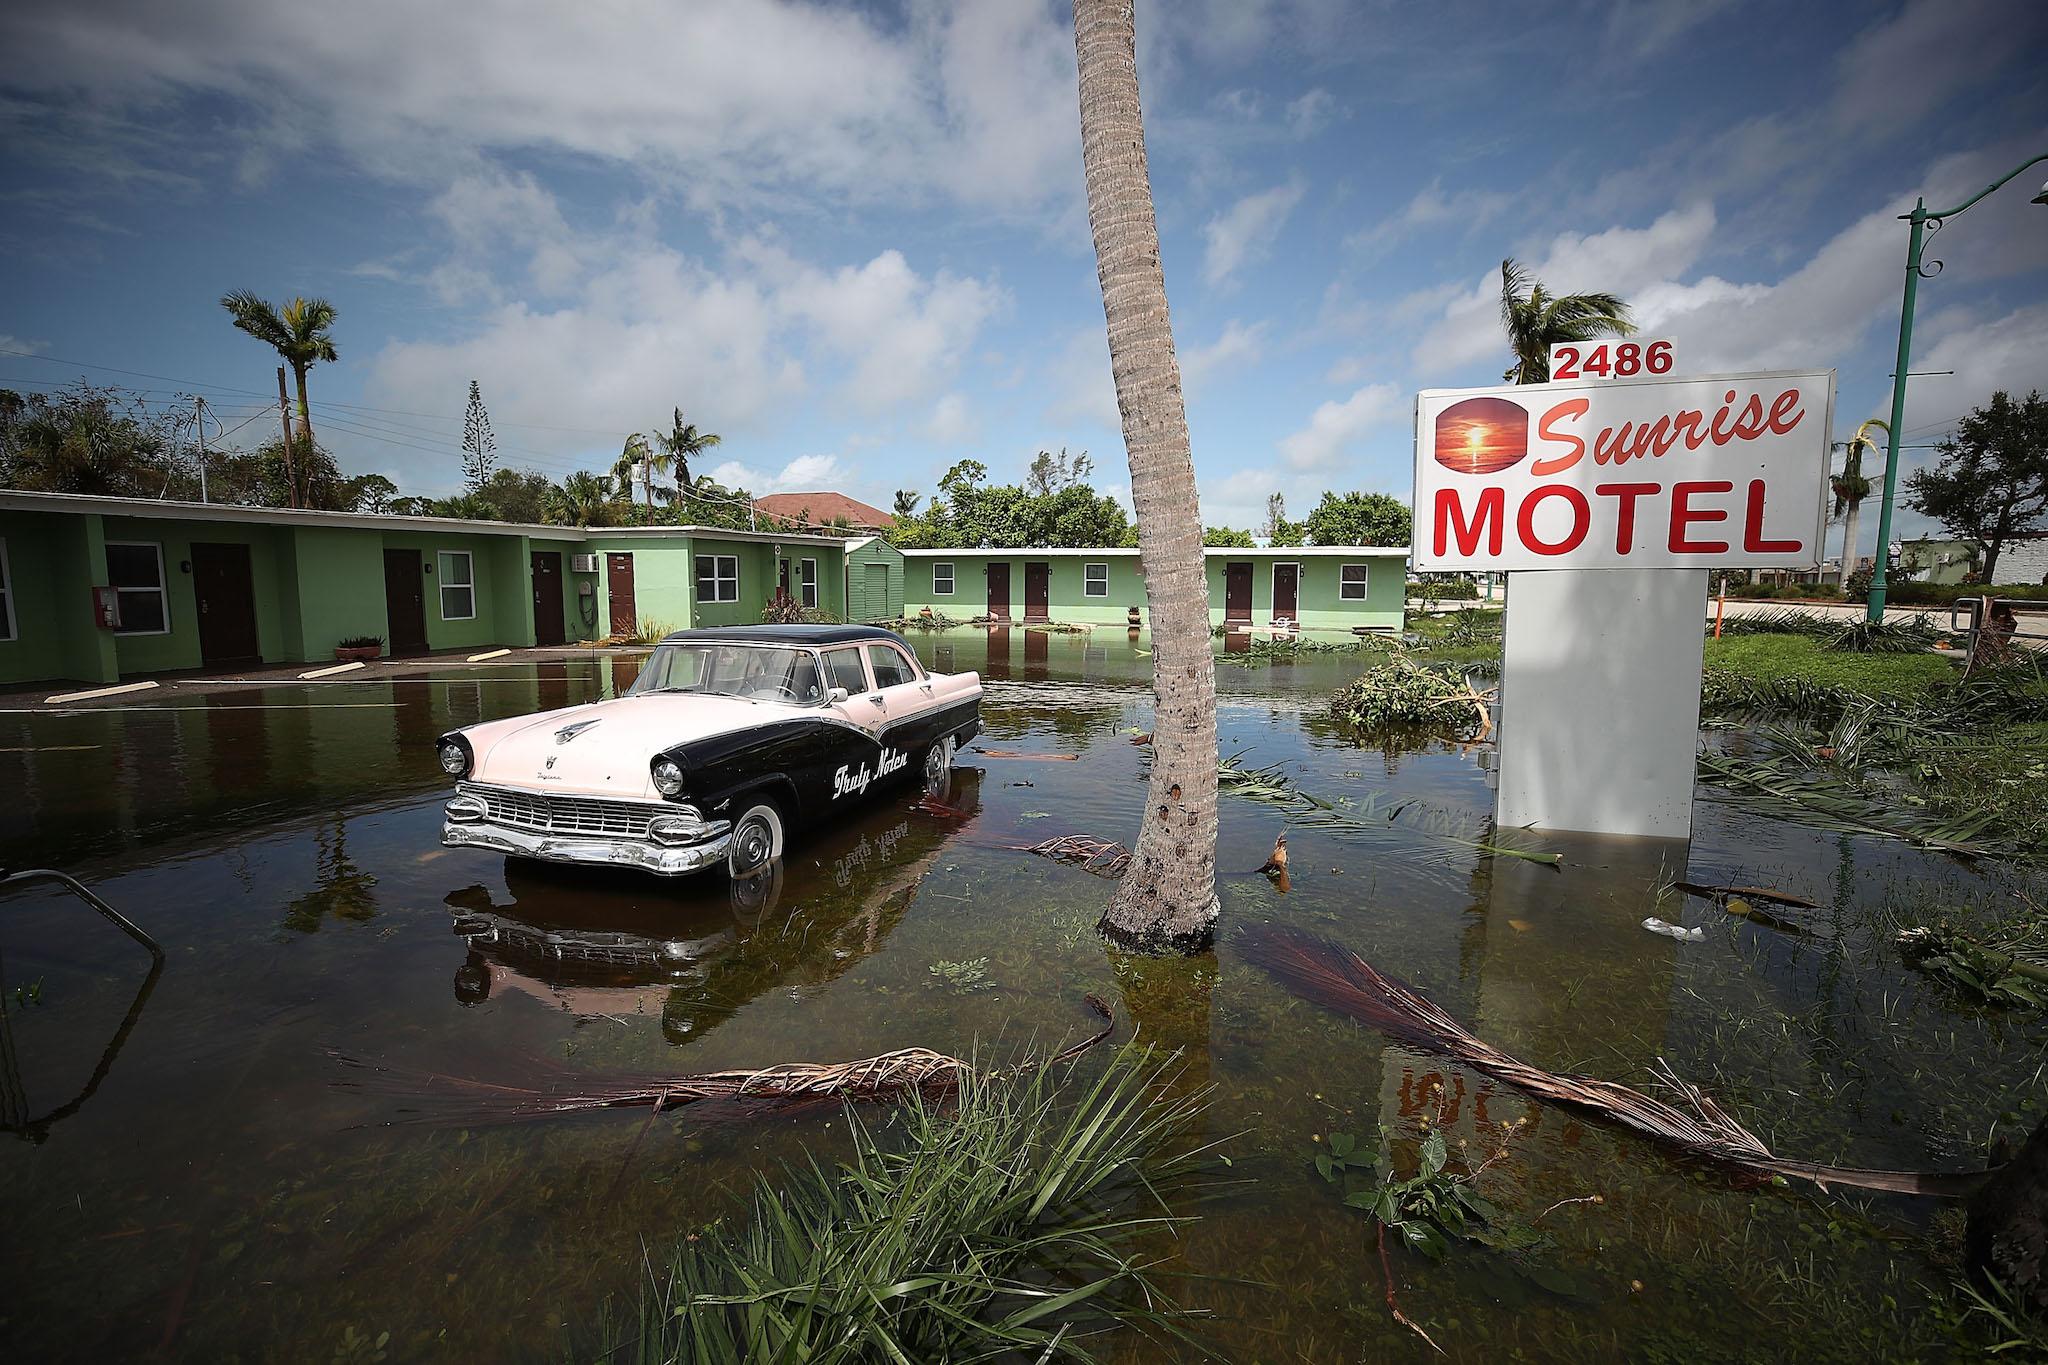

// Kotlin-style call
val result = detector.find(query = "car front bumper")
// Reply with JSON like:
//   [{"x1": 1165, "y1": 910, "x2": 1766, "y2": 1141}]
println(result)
[{"x1": 441, "y1": 818, "x2": 732, "y2": 876}]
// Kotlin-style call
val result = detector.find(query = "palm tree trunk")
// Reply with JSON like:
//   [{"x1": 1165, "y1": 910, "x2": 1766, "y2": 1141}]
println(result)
[
  {"x1": 1074, "y1": 0, "x2": 1218, "y2": 951},
  {"x1": 292, "y1": 363, "x2": 316, "y2": 505},
  {"x1": 1837, "y1": 496, "x2": 1862, "y2": 589}
]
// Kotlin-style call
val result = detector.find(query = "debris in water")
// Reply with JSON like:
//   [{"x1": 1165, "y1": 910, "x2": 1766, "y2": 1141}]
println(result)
[
  {"x1": 1669, "y1": 880, "x2": 1820, "y2": 910},
  {"x1": 1641, "y1": 917, "x2": 1704, "y2": 942},
  {"x1": 1238, "y1": 925, "x2": 1995, "y2": 1197},
  {"x1": 1009, "y1": 834, "x2": 1133, "y2": 879},
  {"x1": 1257, "y1": 833, "x2": 1289, "y2": 877},
  {"x1": 979, "y1": 750, "x2": 1079, "y2": 761}
]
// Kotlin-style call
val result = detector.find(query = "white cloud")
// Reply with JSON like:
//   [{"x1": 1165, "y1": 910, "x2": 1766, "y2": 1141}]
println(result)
[
  {"x1": 1202, "y1": 181, "x2": 1305, "y2": 286},
  {"x1": 1181, "y1": 319, "x2": 1268, "y2": 390},
  {"x1": 1043, "y1": 328, "x2": 1120, "y2": 430},
  {"x1": 1914, "y1": 304, "x2": 2048, "y2": 432},
  {"x1": 919, "y1": 392, "x2": 979, "y2": 444},
  {"x1": 1277, "y1": 383, "x2": 1403, "y2": 470},
  {"x1": 1285, "y1": 88, "x2": 1335, "y2": 138},
  {"x1": 0, "y1": 0, "x2": 1082, "y2": 212},
  {"x1": 0, "y1": 333, "x2": 48, "y2": 356},
  {"x1": 1354, "y1": 177, "x2": 1512, "y2": 252},
  {"x1": 1828, "y1": 0, "x2": 2046, "y2": 139}
]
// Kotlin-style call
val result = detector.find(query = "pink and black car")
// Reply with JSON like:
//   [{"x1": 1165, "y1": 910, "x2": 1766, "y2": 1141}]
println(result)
[{"x1": 436, "y1": 625, "x2": 981, "y2": 878}]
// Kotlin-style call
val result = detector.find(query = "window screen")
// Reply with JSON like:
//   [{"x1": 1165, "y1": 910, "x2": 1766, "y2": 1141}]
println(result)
[
  {"x1": 932, "y1": 562, "x2": 955, "y2": 595},
  {"x1": 439, "y1": 551, "x2": 476, "y2": 619},
  {"x1": 800, "y1": 558, "x2": 818, "y2": 608},
  {"x1": 696, "y1": 554, "x2": 739, "y2": 602},
  {"x1": 1084, "y1": 563, "x2": 1108, "y2": 596}
]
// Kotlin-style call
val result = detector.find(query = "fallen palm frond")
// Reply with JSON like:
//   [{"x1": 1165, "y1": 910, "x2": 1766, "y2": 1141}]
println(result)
[
  {"x1": 980, "y1": 749, "x2": 1080, "y2": 761},
  {"x1": 1896, "y1": 919, "x2": 2048, "y2": 1008},
  {"x1": 1668, "y1": 880, "x2": 1820, "y2": 909},
  {"x1": 1709, "y1": 609, "x2": 1939, "y2": 652},
  {"x1": 1218, "y1": 754, "x2": 1559, "y2": 865},
  {"x1": 1700, "y1": 670, "x2": 1871, "y2": 723},
  {"x1": 1012, "y1": 834, "x2": 1133, "y2": 879},
  {"x1": 593, "y1": 1043, "x2": 1221, "y2": 1364},
  {"x1": 1696, "y1": 747, "x2": 2012, "y2": 856},
  {"x1": 331, "y1": 995, "x2": 1114, "y2": 1126},
  {"x1": 1330, "y1": 655, "x2": 1493, "y2": 738},
  {"x1": 1238, "y1": 925, "x2": 1994, "y2": 1197},
  {"x1": 1217, "y1": 634, "x2": 1368, "y2": 667}
]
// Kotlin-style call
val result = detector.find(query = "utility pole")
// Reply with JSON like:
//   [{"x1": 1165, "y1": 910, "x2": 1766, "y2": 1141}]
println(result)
[
  {"x1": 194, "y1": 396, "x2": 209, "y2": 503},
  {"x1": 276, "y1": 365, "x2": 298, "y2": 509}
]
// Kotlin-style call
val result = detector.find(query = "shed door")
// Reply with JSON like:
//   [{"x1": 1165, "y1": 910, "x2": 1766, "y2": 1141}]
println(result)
[
  {"x1": 1024, "y1": 562, "x2": 1050, "y2": 621},
  {"x1": 865, "y1": 563, "x2": 890, "y2": 621},
  {"x1": 606, "y1": 553, "x2": 636, "y2": 637},
  {"x1": 383, "y1": 548, "x2": 429, "y2": 654},
  {"x1": 192, "y1": 542, "x2": 260, "y2": 666},
  {"x1": 1273, "y1": 563, "x2": 1299, "y2": 621},
  {"x1": 985, "y1": 562, "x2": 1011, "y2": 619},
  {"x1": 1224, "y1": 562, "x2": 1254, "y2": 624},
  {"x1": 531, "y1": 551, "x2": 565, "y2": 647}
]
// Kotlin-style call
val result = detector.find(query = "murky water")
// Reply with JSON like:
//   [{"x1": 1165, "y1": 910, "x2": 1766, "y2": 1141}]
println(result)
[{"x1": 2, "y1": 628, "x2": 2041, "y2": 1361}]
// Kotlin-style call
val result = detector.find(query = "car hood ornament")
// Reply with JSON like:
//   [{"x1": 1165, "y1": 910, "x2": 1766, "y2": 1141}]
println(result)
[{"x1": 555, "y1": 718, "x2": 602, "y2": 745}]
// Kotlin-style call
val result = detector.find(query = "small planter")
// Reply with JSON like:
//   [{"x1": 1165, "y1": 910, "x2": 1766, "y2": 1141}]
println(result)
[{"x1": 334, "y1": 644, "x2": 384, "y2": 664}]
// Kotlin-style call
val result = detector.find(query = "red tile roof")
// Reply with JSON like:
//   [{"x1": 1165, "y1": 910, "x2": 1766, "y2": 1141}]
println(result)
[{"x1": 752, "y1": 491, "x2": 895, "y2": 530}]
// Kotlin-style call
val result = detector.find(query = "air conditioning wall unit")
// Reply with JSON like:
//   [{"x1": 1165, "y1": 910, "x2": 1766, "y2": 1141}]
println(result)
[{"x1": 570, "y1": 553, "x2": 600, "y2": 574}]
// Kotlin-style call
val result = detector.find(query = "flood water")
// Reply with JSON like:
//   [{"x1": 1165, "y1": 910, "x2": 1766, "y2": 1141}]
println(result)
[{"x1": 3, "y1": 628, "x2": 2042, "y2": 1361}]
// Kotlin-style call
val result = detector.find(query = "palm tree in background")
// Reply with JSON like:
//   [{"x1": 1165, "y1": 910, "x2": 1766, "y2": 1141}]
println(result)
[
  {"x1": 613, "y1": 433, "x2": 653, "y2": 506},
  {"x1": 1833, "y1": 418, "x2": 1888, "y2": 588},
  {"x1": 220, "y1": 291, "x2": 339, "y2": 507},
  {"x1": 893, "y1": 489, "x2": 920, "y2": 519},
  {"x1": 1497, "y1": 259, "x2": 1635, "y2": 384},
  {"x1": 1074, "y1": 0, "x2": 1219, "y2": 951},
  {"x1": 544, "y1": 470, "x2": 622, "y2": 528},
  {"x1": 653, "y1": 407, "x2": 720, "y2": 501}
]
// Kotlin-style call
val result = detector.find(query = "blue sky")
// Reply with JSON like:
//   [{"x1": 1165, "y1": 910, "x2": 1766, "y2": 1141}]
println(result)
[{"x1": 1, "y1": 0, "x2": 2044, "y2": 552}]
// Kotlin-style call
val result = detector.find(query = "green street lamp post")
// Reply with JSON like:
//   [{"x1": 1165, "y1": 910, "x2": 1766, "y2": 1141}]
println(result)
[{"x1": 1864, "y1": 152, "x2": 2048, "y2": 621}]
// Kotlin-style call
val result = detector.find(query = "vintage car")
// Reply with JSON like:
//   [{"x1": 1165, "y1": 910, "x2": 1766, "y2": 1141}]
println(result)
[{"x1": 436, "y1": 624, "x2": 981, "y2": 878}]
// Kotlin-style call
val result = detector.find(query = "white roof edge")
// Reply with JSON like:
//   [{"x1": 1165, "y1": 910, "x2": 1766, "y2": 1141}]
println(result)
[
  {"x1": 898, "y1": 545, "x2": 1410, "y2": 557},
  {"x1": 587, "y1": 524, "x2": 852, "y2": 545}
]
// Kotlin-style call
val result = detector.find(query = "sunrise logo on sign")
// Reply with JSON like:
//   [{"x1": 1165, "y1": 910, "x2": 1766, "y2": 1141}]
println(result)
[{"x1": 1433, "y1": 396, "x2": 1528, "y2": 475}]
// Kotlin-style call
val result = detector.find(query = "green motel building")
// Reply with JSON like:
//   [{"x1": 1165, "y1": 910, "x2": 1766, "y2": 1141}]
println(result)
[
  {"x1": 0, "y1": 490, "x2": 903, "y2": 688},
  {"x1": 900, "y1": 546, "x2": 1409, "y2": 632}
]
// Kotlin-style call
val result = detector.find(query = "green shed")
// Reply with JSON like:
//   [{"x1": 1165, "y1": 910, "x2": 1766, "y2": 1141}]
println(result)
[{"x1": 844, "y1": 536, "x2": 905, "y2": 622}]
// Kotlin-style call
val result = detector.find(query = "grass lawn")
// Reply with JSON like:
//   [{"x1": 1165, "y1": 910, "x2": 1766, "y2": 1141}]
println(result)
[{"x1": 1702, "y1": 633, "x2": 1961, "y2": 702}]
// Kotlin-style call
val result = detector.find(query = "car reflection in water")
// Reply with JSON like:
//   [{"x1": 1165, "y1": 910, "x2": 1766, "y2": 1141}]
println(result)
[{"x1": 447, "y1": 766, "x2": 982, "y2": 1046}]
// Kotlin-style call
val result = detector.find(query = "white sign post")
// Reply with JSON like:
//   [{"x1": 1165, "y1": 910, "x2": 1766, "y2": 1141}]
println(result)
[{"x1": 1413, "y1": 369, "x2": 1834, "y2": 839}]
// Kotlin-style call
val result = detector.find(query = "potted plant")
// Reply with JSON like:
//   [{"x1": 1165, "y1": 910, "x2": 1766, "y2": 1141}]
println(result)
[{"x1": 334, "y1": 634, "x2": 386, "y2": 664}]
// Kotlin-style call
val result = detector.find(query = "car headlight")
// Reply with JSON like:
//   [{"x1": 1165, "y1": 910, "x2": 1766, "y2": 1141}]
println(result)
[
  {"x1": 651, "y1": 756, "x2": 686, "y2": 797},
  {"x1": 438, "y1": 740, "x2": 470, "y2": 777}
]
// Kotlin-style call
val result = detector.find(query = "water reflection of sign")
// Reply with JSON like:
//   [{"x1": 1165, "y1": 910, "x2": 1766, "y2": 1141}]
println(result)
[{"x1": 1413, "y1": 370, "x2": 1833, "y2": 571}]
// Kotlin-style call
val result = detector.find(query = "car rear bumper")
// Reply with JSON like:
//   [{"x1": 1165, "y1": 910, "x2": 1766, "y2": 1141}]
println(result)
[{"x1": 441, "y1": 819, "x2": 731, "y2": 876}]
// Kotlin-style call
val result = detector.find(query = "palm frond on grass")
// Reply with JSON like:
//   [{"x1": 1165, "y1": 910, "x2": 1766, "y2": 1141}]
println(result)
[
  {"x1": 1238, "y1": 925, "x2": 1993, "y2": 1197},
  {"x1": 1219, "y1": 754, "x2": 1560, "y2": 865},
  {"x1": 1695, "y1": 748, "x2": 2014, "y2": 857},
  {"x1": 330, "y1": 996, "x2": 1114, "y2": 1126},
  {"x1": 597, "y1": 1044, "x2": 1222, "y2": 1363}
]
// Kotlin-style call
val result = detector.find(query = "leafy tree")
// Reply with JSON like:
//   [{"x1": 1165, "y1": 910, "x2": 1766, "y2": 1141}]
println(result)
[
  {"x1": 220, "y1": 291, "x2": 339, "y2": 506},
  {"x1": 0, "y1": 383, "x2": 180, "y2": 496},
  {"x1": 653, "y1": 407, "x2": 720, "y2": 499},
  {"x1": 892, "y1": 489, "x2": 921, "y2": 519},
  {"x1": 1497, "y1": 259, "x2": 1634, "y2": 384},
  {"x1": 461, "y1": 380, "x2": 497, "y2": 491},
  {"x1": 1260, "y1": 492, "x2": 1286, "y2": 540},
  {"x1": 387, "y1": 496, "x2": 437, "y2": 517},
  {"x1": 1304, "y1": 490, "x2": 1410, "y2": 546},
  {"x1": 544, "y1": 470, "x2": 624, "y2": 528},
  {"x1": 1025, "y1": 447, "x2": 1095, "y2": 496},
  {"x1": 1203, "y1": 526, "x2": 1255, "y2": 547},
  {"x1": 346, "y1": 473, "x2": 399, "y2": 513},
  {"x1": 892, "y1": 458, "x2": 1132, "y2": 549},
  {"x1": 1269, "y1": 517, "x2": 1306, "y2": 548},
  {"x1": 1075, "y1": 0, "x2": 1217, "y2": 950},
  {"x1": 474, "y1": 468, "x2": 553, "y2": 523},
  {"x1": 1905, "y1": 390, "x2": 2048, "y2": 582}
]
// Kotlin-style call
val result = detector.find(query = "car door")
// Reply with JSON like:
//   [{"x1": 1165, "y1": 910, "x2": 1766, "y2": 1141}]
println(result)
[{"x1": 821, "y1": 646, "x2": 879, "y2": 734}]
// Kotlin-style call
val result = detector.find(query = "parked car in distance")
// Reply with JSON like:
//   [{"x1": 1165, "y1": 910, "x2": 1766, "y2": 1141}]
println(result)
[{"x1": 437, "y1": 624, "x2": 981, "y2": 878}]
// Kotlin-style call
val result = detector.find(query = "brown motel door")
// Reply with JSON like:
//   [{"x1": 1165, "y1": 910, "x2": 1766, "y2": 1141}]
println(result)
[
  {"x1": 985, "y1": 562, "x2": 1011, "y2": 619},
  {"x1": 1024, "y1": 562, "x2": 1051, "y2": 621},
  {"x1": 191, "y1": 542, "x2": 260, "y2": 666},
  {"x1": 607, "y1": 553, "x2": 636, "y2": 637},
  {"x1": 1273, "y1": 562, "x2": 1299, "y2": 621},
  {"x1": 383, "y1": 548, "x2": 429, "y2": 655},
  {"x1": 1224, "y1": 562, "x2": 1254, "y2": 624},
  {"x1": 530, "y1": 551, "x2": 565, "y2": 647}
]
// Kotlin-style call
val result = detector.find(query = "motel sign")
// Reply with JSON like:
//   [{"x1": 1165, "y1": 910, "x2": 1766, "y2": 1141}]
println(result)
[{"x1": 1412, "y1": 370, "x2": 1835, "y2": 572}]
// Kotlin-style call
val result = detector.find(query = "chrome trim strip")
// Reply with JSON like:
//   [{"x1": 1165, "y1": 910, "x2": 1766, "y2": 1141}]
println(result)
[{"x1": 441, "y1": 820, "x2": 731, "y2": 877}]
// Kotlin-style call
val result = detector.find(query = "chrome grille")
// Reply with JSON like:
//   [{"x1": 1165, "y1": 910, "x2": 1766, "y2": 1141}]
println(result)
[{"x1": 458, "y1": 782, "x2": 660, "y2": 839}]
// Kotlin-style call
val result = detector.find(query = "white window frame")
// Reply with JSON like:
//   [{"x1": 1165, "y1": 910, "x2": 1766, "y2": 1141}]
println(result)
[
  {"x1": 1083, "y1": 562, "x2": 1109, "y2": 597},
  {"x1": 696, "y1": 553, "x2": 739, "y2": 603},
  {"x1": 438, "y1": 550, "x2": 476, "y2": 621},
  {"x1": 105, "y1": 540, "x2": 170, "y2": 636},
  {"x1": 932, "y1": 561, "x2": 955, "y2": 596},
  {"x1": 1340, "y1": 563, "x2": 1370, "y2": 601},
  {"x1": 800, "y1": 557, "x2": 818, "y2": 609},
  {"x1": 0, "y1": 537, "x2": 14, "y2": 642}
]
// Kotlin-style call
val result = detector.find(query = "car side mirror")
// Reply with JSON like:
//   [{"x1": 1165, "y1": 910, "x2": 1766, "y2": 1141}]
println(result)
[{"x1": 827, "y1": 687, "x2": 848, "y2": 704}]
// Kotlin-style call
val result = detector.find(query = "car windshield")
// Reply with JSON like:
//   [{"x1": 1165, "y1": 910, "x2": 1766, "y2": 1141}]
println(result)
[{"x1": 627, "y1": 643, "x2": 824, "y2": 705}]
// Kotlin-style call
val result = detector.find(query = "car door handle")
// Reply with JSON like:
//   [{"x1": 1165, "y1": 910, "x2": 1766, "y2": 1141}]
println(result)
[{"x1": 868, "y1": 693, "x2": 885, "y2": 706}]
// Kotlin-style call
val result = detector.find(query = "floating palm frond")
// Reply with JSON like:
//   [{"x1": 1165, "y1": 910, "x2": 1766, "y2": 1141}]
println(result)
[
  {"x1": 1012, "y1": 834, "x2": 1133, "y2": 879},
  {"x1": 1218, "y1": 754, "x2": 1559, "y2": 865},
  {"x1": 1238, "y1": 926, "x2": 1992, "y2": 1198},
  {"x1": 1695, "y1": 748, "x2": 2011, "y2": 856},
  {"x1": 332, "y1": 996, "x2": 1115, "y2": 1126}
]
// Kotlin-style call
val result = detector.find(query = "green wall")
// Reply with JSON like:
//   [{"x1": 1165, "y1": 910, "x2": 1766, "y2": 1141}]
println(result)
[
  {"x1": 0, "y1": 511, "x2": 118, "y2": 686},
  {"x1": 903, "y1": 552, "x2": 1404, "y2": 631},
  {"x1": 586, "y1": 534, "x2": 851, "y2": 633},
  {"x1": 846, "y1": 539, "x2": 905, "y2": 621}
]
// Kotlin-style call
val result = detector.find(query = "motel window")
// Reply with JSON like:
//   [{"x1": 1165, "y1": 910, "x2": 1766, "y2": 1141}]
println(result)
[
  {"x1": 439, "y1": 551, "x2": 476, "y2": 620},
  {"x1": 800, "y1": 558, "x2": 818, "y2": 609},
  {"x1": 0, "y1": 538, "x2": 12, "y2": 642},
  {"x1": 932, "y1": 562, "x2": 955, "y2": 595},
  {"x1": 1340, "y1": 563, "x2": 1369, "y2": 601},
  {"x1": 106, "y1": 541, "x2": 169, "y2": 635},
  {"x1": 1084, "y1": 562, "x2": 1109, "y2": 597},
  {"x1": 695, "y1": 554, "x2": 739, "y2": 603}
]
